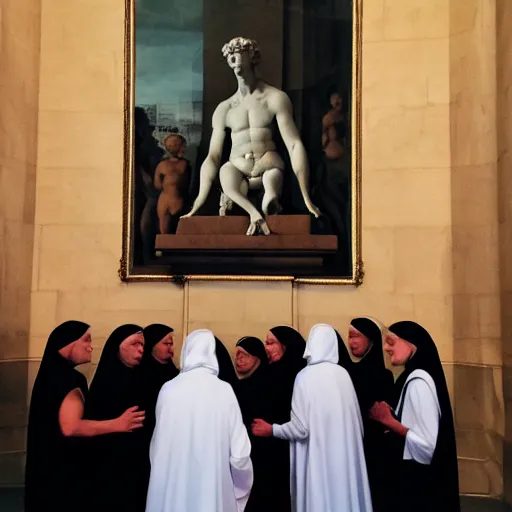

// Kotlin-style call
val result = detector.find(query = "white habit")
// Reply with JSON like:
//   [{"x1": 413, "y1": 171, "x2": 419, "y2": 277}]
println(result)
[
  {"x1": 145, "y1": 329, "x2": 253, "y2": 512},
  {"x1": 396, "y1": 369, "x2": 441, "y2": 464},
  {"x1": 272, "y1": 324, "x2": 372, "y2": 512}
]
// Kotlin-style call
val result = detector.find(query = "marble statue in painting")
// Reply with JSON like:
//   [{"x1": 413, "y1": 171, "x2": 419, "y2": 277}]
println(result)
[{"x1": 181, "y1": 37, "x2": 320, "y2": 236}]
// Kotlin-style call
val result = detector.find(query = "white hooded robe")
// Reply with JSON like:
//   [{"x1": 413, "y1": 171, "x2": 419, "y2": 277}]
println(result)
[
  {"x1": 272, "y1": 323, "x2": 373, "y2": 512},
  {"x1": 145, "y1": 329, "x2": 253, "y2": 512}
]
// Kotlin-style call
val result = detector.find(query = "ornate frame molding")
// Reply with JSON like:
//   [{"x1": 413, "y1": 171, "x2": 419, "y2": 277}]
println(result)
[{"x1": 119, "y1": 0, "x2": 363, "y2": 286}]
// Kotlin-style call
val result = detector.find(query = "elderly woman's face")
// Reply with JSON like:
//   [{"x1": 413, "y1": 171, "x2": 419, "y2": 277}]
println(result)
[
  {"x1": 235, "y1": 347, "x2": 259, "y2": 375},
  {"x1": 348, "y1": 326, "x2": 370, "y2": 358},
  {"x1": 264, "y1": 331, "x2": 286, "y2": 364},
  {"x1": 119, "y1": 332, "x2": 144, "y2": 368},
  {"x1": 383, "y1": 332, "x2": 414, "y2": 366}
]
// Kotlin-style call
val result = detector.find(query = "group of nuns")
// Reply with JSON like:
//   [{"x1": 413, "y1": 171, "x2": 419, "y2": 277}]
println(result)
[{"x1": 25, "y1": 317, "x2": 460, "y2": 512}]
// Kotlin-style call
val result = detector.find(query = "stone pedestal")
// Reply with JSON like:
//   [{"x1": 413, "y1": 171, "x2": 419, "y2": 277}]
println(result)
[{"x1": 155, "y1": 215, "x2": 337, "y2": 253}]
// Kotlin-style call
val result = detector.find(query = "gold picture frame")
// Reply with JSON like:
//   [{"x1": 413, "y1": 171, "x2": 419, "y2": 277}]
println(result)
[{"x1": 119, "y1": 0, "x2": 363, "y2": 286}]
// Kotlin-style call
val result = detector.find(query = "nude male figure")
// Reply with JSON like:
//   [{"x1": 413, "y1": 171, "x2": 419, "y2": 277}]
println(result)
[
  {"x1": 181, "y1": 37, "x2": 320, "y2": 236},
  {"x1": 154, "y1": 131, "x2": 190, "y2": 235}
]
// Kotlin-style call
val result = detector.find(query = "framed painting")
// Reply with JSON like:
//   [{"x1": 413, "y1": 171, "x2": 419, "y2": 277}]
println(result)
[{"x1": 119, "y1": 0, "x2": 362, "y2": 285}]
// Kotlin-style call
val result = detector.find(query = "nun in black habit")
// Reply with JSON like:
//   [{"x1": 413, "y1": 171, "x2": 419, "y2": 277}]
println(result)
[
  {"x1": 86, "y1": 324, "x2": 147, "y2": 512},
  {"x1": 25, "y1": 321, "x2": 91, "y2": 512},
  {"x1": 139, "y1": 324, "x2": 179, "y2": 502},
  {"x1": 140, "y1": 324, "x2": 179, "y2": 436},
  {"x1": 234, "y1": 336, "x2": 274, "y2": 512},
  {"x1": 348, "y1": 318, "x2": 395, "y2": 511},
  {"x1": 263, "y1": 325, "x2": 308, "y2": 512},
  {"x1": 370, "y1": 321, "x2": 460, "y2": 512}
]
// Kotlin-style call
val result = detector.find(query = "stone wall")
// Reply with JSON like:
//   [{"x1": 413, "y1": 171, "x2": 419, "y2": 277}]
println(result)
[
  {"x1": 496, "y1": 0, "x2": 512, "y2": 502},
  {"x1": 449, "y1": 0, "x2": 503, "y2": 495},
  {"x1": 0, "y1": 0, "x2": 41, "y2": 486}
]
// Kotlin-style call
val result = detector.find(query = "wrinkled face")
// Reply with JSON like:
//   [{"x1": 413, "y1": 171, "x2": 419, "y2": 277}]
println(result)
[
  {"x1": 152, "y1": 332, "x2": 175, "y2": 363},
  {"x1": 235, "y1": 347, "x2": 259, "y2": 375},
  {"x1": 383, "y1": 332, "x2": 414, "y2": 366},
  {"x1": 226, "y1": 50, "x2": 252, "y2": 77},
  {"x1": 348, "y1": 326, "x2": 371, "y2": 358},
  {"x1": 330, "y1": 92, "x2": 342, "y2": 111},
  {"x1": 69, "y1": 329, "x2": 93, "y2": 365},
  {"x1": 119, "y1": 332, "x2": 144, "y2": 368},
  {"x1": 264, "y1": 331, "x2": 286, "y2": 364}
]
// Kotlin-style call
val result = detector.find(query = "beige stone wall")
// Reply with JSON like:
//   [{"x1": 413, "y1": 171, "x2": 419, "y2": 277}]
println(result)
[
  {"x1": 0, "y1": 0, "x2": 495, "y2": 496},
  {"x1": 448, "y1": 0, "x2": 503, "y2": 496},
  {"x1": 0, "y1": 0, "x2": 41, "y2": 485},
  {"x1": 496, "y1": 0, "x2": 512, "y2": 502}
]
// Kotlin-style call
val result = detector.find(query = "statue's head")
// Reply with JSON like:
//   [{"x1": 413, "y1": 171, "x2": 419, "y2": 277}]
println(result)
[
  {"x1": 163, "y1": 129, "x2": 187, "y2": 158},
  {"x1": 329, "y1": 91, "x2": 343, "y2": 112},
  {"x1": 221, "y1": 37, "x2": 260, "y2": 78}
]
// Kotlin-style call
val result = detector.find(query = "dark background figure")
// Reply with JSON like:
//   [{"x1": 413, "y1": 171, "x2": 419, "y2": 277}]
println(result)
[
  {"x1": 214, "y1": 336, "x2": 240, "y2": 392},
  {"x1": 262, "y1": 326, "x2": 308, "y2": 512},
  {"x1": 25, "y1": 321, "x2": 91, "y2": 512},
  {"x1": 348, "y1": 318, "x2": 395, "y2": 512},
  {"x1": 139, "y1": 324, "x2": 179, "y2": 505},
  {"x1": 134, "y1": 107, "x2": 165, "y2": 266},
  {"x1": 371, "y1": 321, "x2": 460, "y2": 512},
  {"x1": 234, "y1": 336, "x2": 275, "y2": 512},
  {"x1": 154, "y1": 130, "x2": 192, "y2": 235},
  {"x1": 86, "y1": 324, "x2": 146, "y2": 512}
]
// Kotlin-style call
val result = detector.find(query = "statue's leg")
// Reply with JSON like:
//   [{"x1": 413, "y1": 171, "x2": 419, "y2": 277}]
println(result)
[
  {"x1": 219, "y1": 163, "x2": 270, "y2": 235},
  {"x1": 262, "y1": 168, "x2": 283, "y2": 215},
  {"x1": 219, "y1": 180, "x2": 247, "y2": 216},
  {"x1": 157, "y1": 195, "x2": 171, "y2": 234}
]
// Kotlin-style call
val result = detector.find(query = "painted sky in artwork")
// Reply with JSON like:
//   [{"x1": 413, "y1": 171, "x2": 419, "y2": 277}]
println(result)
[{"x1": 135, "y1": 0, "x2": 203, "y2": 105}]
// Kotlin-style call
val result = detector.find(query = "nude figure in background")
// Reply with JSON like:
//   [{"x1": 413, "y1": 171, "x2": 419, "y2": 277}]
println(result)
[
  {"x1": 154, "y1": 131, "x2": 190, "y2": 235},
  {"x1": 181, "y1": 37, "x2": 320, "y2": 236}
]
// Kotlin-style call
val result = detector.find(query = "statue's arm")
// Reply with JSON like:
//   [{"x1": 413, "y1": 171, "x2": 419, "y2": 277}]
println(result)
[
  {"x1": 274, "y1": 92, "x2": 320, "y2": 217},
  {"x1": 182, "y1": 104, "x2": 227, "y2": 217}
]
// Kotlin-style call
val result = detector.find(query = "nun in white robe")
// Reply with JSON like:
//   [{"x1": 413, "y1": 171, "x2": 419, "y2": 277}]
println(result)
[
  {"x1": 145, "y1": 329, "x2": 253, "y2": 512},
  {"x1": 252, "y1": 323, "x2": 373, "y2": 512}
]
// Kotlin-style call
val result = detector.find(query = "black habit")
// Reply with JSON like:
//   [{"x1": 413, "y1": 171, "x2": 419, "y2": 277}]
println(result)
[
  {"x1": 265, "y1": 326, "x2": 307, "y2": 512},
  {"x1": 389, "y1": 321, "x2": 460, "y2": 512},
  {"x1": 214, "y1": 336, "x2": 239, "y2": 392},
  {"x1": 139, "y1": 324, "x2": 179, "y2": 503},
  {"x1": 234, "y1": 336, "x2": 274, "y2": 512},
  {"x1": 350, "y1": 318, "x2": 395, "y2": 512},
  {"x1": 25, "y1": 321, "x2": 90, "y2": 512},
  {"x1": 86, "y1": 324, "x2": 146, "y2": 512}
]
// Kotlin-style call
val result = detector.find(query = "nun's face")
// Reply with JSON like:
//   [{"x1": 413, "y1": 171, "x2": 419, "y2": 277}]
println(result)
[
  {"x1": 348, "y1": 326, "x2": 370, "y2": 357},
  {"x1": 235, "y1": 347, "x2": 259, "y2": 375},
  {"x1": 383, "y1": 332, "x2": 414, "y2": 366},
  {"x1": 265, "y1": 331, "x2": 286, "y2": 364},
  {"x1": 119, "y1": 332, "x2": 144, "y2": 367},
  {"x1": 69, "y1": 329, "x2": 93, "y2": 365},
  {"x1": 152, "y1": 332, "x2": 175, "y2": 364}
]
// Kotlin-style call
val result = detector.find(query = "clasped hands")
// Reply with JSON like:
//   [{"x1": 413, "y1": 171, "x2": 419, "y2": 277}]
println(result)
[
  {"x1": 251, "y1": 418, "x2": 273, "y2": 437},
  {"x1": 369, "y1": 401, "x2": 394, "y2": 426}
]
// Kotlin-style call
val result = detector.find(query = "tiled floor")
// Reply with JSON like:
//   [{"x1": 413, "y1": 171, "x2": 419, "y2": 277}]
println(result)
[{"x1": 1, "y1": 488, "x2": 510, "y2": 511}]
